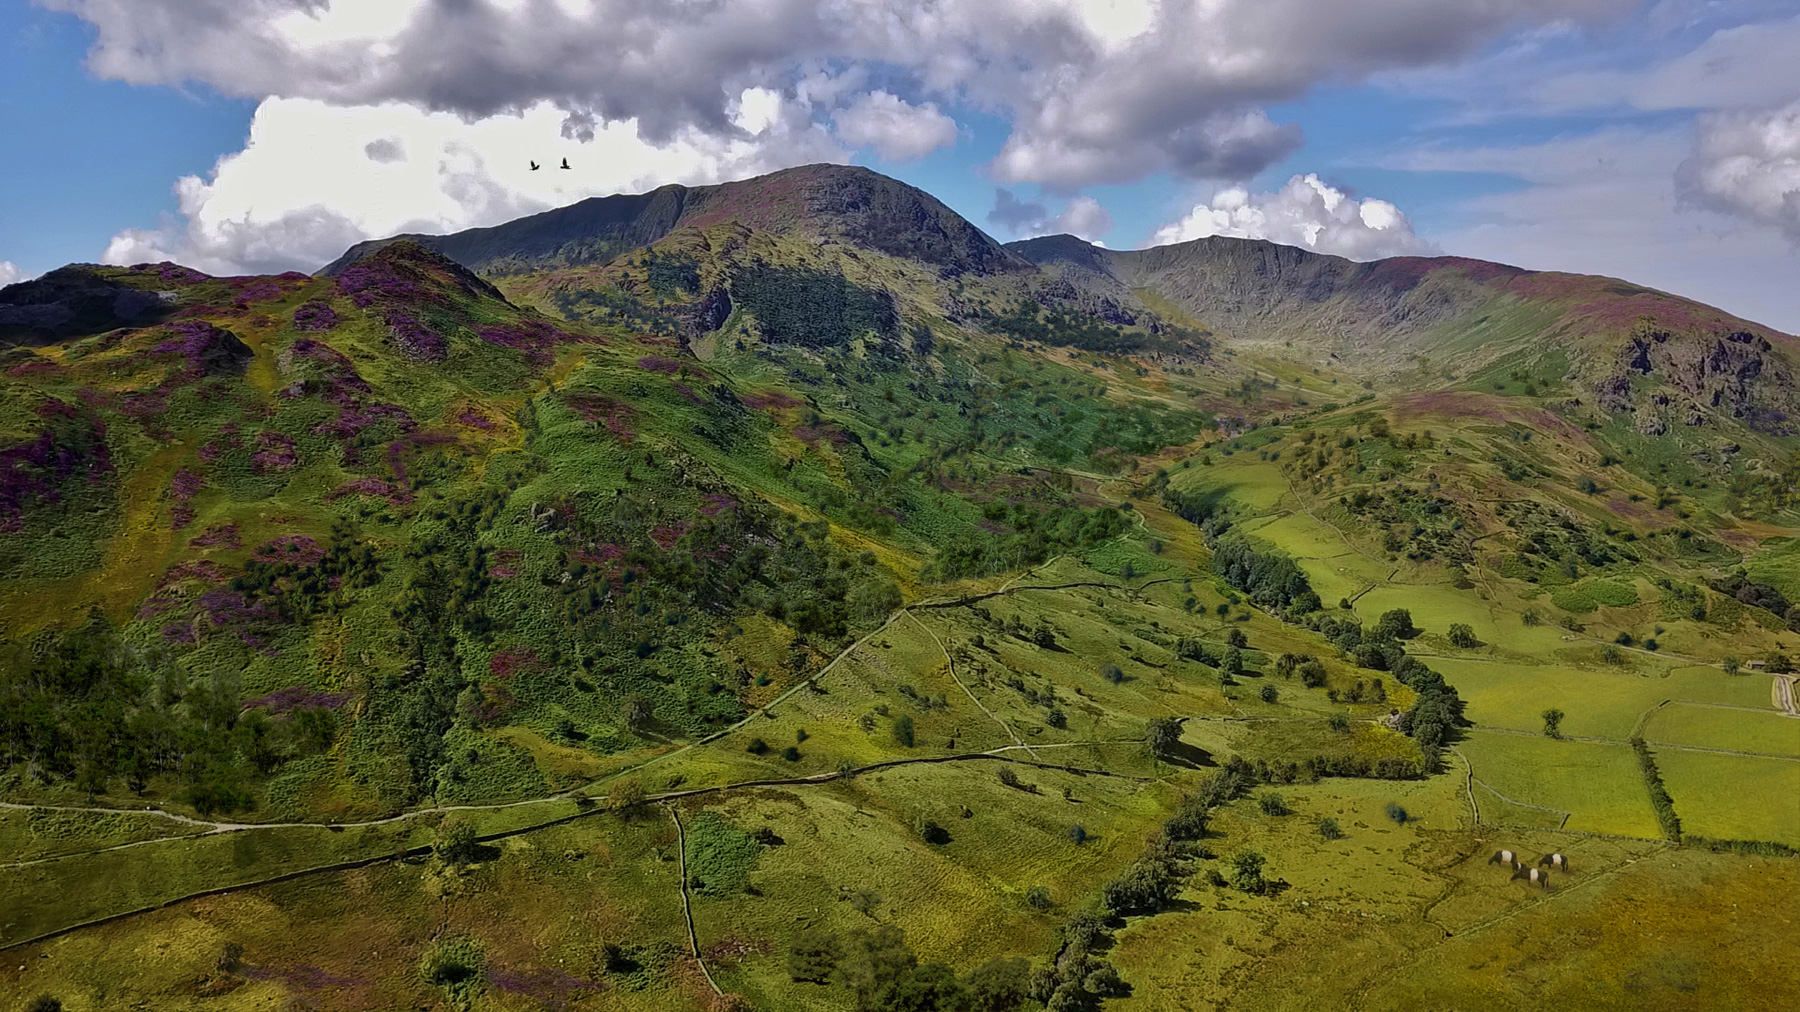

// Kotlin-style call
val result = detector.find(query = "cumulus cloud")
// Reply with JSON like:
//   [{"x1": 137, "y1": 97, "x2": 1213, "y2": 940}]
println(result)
[
  {"x1": 362, "y1": 136, "x2": 405, "y2": 162},
  {"x1": 102, "y1": 94, "x2": 847, "y2": 275},
  {"x1": 0, "y1": 262, "x2": 28, "y2": 287},
  {"x1": 46, "y1": 0, "x2": 1634, "y2": 191},
  {"x1": 986, "y1": 189, "x2": 1113, "y2": 242},
  {"x1": 1677, "y1": 99, "x2": 1800, "y2": 240},
  {"x1": 1151, "y1": 174, "x2": 1437, "y2": 260},
  {"x1": 832, "y1": 91, "x2": 958, "y2": 161}
]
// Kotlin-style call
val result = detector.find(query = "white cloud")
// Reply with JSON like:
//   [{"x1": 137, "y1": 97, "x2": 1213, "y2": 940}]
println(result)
[
  {"x1": 1151, "y1": 174, "x2": 1437, "y2": 260},
  {"x1": 101, "y1": 93, "x2": 846, "y2": 275},
  {"x1": 1048, "y1": 197, "x2": 1113, "y2": 241},
  {"x1": 0, "y1": 262, "x2": 28, "y2": 287},
  {"x1": 1677, "y1": 99, "x2": 1800, "y2": 240},
  {"x1": 46, "y1": 0, "x2": 1636, "y2": 191},
  {"x1": 986, "y1": 189, "x2": 1113, "y2": 242},
  {"x1": 832, "y1": 91, "x2": 959, "y2": 161}
]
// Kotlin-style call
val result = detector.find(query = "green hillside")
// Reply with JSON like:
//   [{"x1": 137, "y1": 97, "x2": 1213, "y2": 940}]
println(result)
[{"x1": 2, "y1": 165, "x2": 1796, "y2": 1012}]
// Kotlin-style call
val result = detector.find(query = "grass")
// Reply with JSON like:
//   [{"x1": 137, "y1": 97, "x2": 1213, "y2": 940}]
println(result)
[
  {"x1": 1656, "y1": 750, "x2": 1800, "y2": 846},
  {"x1": 1643, "y1": 704, "x2": 1800, "y2": 758},
  {"x1": 1456, "y1": 731, "x2": 1661, "y2": 838}
]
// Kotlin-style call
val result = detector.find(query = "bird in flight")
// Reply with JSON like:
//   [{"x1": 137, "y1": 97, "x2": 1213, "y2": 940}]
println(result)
[
  {"x1": 560, "y1": 158, "x2": 572, "y2": 170},
  {"x1": 529, "y1": 160, "x2": 540, "y2": 171}
]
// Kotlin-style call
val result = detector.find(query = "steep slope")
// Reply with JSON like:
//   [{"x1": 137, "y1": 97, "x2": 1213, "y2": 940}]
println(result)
[
  {"x1": 321, "y1": 163, "x2": 1035, "y2": 279},
  {"x1": 1011, "y1": 232, "x2": 1800, "y2": 435}
]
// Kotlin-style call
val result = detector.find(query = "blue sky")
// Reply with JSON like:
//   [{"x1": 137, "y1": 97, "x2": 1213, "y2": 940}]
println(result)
[{"x1": 1, "y1": 1, "x2": 1796, "y2": 331}]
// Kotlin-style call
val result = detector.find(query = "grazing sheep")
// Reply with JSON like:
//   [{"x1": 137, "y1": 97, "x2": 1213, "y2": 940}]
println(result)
[
  {"x1": 1510, "y1": 866, "x2": 1550, "y2": 889},
  {"x1": 1538, "y1": 853, "x2": 1570, "y2": 872},
  {"x1": 1487, "y1": 849, "x2": 1516, "y2": 866}
]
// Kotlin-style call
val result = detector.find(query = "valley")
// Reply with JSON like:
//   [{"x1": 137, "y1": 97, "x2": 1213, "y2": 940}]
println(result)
[{"x1": 1, "y1": 164, "x2": 1795, "y2": 1012}]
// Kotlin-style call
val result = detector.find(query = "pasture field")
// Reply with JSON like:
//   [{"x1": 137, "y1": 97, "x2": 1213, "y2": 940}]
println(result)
[
  {"x1": 1655, "y1": 750, "x2": 1800, "y2": 847},
  {"x1": 1430, "y1": 657, "x2": 1774, "y2": 741},
  {"x1": 1642, "y1": 702, "x2": 1800, "y2": 758},
  {"x1": 1455, "y1": 731, "x2": 1661, "y2": 838}
]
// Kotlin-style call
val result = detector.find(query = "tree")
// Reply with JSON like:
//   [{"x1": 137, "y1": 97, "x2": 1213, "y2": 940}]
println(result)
[
  {"x1": 607, "y1": 778, "x2": 646, "y2": 811},
  {"x1": 1226, "y1": 627, "x2": 1248, "y2": 648},
  {"x1": 1327, "y1": 712, "x2": 1350, "y2": 732},
  {"x1": 1316, "y1": 816, "x2": 1344, "y2": 840},
  {"x1": 1258, "y1": 791, "x2": 1289, "y2": 816},
  {"x1": 892, "y1": 714, "x2": 915, "y2": 748},
  {"x1": 1228, "y1": 849, "x2": 1267, "y2": 894},
  {"x1": 1384, "y1": 801, "x2": 1409, "y2": 825},
  {"x1": 835, "y1": 924, "x2": 918, "y2": 1008},
  {"x1": 848, "y1": 578, "x2": 903, "y2": 624},
  {"x1": 965, "y1": 956, "x2": 1031, "y2": 1012},
  {"x1": 1723, "y1": 655, "x2": 1743, "y2": 675},
  {"x1": 1145, "y1": 717, "x2": 1182, "y2": 757},
  {"x1": 1375, "y1": 608, "x2": 1417, "y2": 640},
  {"x1": 25, "y1": 997, "x2": 62, "y2": 1012},
  {"x1": 1101, "y1": 663, "x2": 1124, "y2": 684},
  {"x1": 1541, "y1": 708, "x2": 1565, "y2": 738},
  {"x1": 435, "y1": 815, "x2": 480, "y2": 868},
  {"x1": 621, "y1": 695, "x2": 654, "y2": 729},
  {"x1": 1222, "y1": 646, "x2": 1244, "y2": 675},
  {"x1": 1447, "y1": 623, "x2": 1478, "y2": 648},
  {"x1": 788, "y1": 927, "x2": 841, "y2": 982},
  {"x1": 1067, "y1": 824, "x2": 1088, "y2": 844},
  {"x1": 1768, "y1": 652, "x2": 1794, "y2": 675},
  {"x1": 1024, "y1": 885, "x2": 1053, "y2": 910},
  {"x1": 1259, "y1": 684, "x2": 1278, "y2": 704},
  {"x1": 849, "y1": 889, "x2": 883, "y2": 917}
]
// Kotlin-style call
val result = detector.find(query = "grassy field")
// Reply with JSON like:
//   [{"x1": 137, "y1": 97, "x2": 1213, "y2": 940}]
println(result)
[
  {"x1": 1656, "y1": 749, "x2": 1800, "y2": 846},
  {"x1": 1642, "y1": 703, "x2": 1800, "y2": 758},
  {"x1": 1455, "y1": 731, "x2": 1662, "y2": 838}
]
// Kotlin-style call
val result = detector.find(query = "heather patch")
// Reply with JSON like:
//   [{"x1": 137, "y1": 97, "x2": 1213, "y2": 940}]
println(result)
[
  {"x1": 291, "y1": 301, "x2": 339, "y2": 331},
  {"x1": 169, "y1": 468, "x2": 202, "y2": 528},
  {"x1": 336, "y1": 257, "x2": 431, "y2": 307},
  {"x1": 242, "y1": 686, "x2": 353, "y2": 716},
  {"x1": 0, "y1": 399, "x2": 112, "y2": 533},
  {"x1": 455, "y1": 406, "x2": 496, "y2": 430},
  {"x1": 132, "y1": 261, "x2": 208, "y2": 285},
  {"x1": 324, "y1": 477, "x2": 414, "y2": 505},
  {"x1": 386, "y1": 311, "x2": 446, "y2": 361},
  {"x1": 229, "y1": 277, "x2": 284, "y2": 308},
  {"x1": 477, "y1": 318, "x2": 599, "y2": 366},
  {"x1": 489, "y1": 548, "x2": 521, "y2": 579},
  {"x1": 672, "y1": 381, "x2": 706, "y2": 406},
  {"x1": 188, "y1": 522, "x2": 241, "y2": 550},
  {"x1": 151, "y1": 320, "x2": 253, "y2": 381},
  {"x1": 489, "y1": 647, "x2": 543, "y2": 679},
  {"x1": 251, "y1": 535, "x2": 327, "y2": 568},
  {"x1": 488, "y1": 965, "x2": 602, "y2": 1012},
  {"x1": 637, "y1": 354, "x2": 682, "y2": 374},
  {"x1": 251, "y1": 430, "x2": 300, "y2": 472},
  {"x1": 741, "y1": 390, "x2": 800, "y2": 412},
  {"x1": 561, "y1": 391, "x2": 633, "y2": 440}
]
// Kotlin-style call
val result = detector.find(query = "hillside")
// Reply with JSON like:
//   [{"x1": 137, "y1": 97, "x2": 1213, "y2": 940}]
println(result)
[{"x1": 3, "y1": 165, "x2": 1798, "y2": 1012}]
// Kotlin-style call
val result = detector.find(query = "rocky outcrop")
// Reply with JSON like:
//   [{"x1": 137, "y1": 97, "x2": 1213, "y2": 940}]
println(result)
[{"x1": 0, "y1": 267, "x2": 181, "y2": 346}]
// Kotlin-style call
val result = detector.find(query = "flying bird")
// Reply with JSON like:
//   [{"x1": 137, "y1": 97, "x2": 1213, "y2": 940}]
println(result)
[
  {"x1": 560, "y1": 158, "x2": 571, "y2": 170},
  {"x1": 530, "y1": 160, "x2": 541, "y2": 171}
]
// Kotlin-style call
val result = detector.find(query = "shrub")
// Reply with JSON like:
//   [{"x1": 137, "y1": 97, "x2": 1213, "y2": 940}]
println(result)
[
  {"x1": 1227, "y1": 849, "x2": 1267, "y2": 894},
  {"x1": 1067, "y1": 824, "x2": 1088, "y2": 844},
  {"x1": 1101, "y1": 663, "x2": 1124, "y2": 684},
  {"x1": 892, "y1": 714, "x2": 915, "y2": 747},
  {"x1": 434, "y1": 815, "x2": 480, "y2": 868},
  {"x1": 788, "y1": 928, "x2": 841, "y2": 982},
  {"x1": 781, "y1": 746, "x2": 801, "y2": 762},
  {"x1": 418, "y1": 936, "x2": 485, "y2": 1004},
  {"x1": 1447, "y1": 623, "x2": 1478, "y2": 648},
  {"x1": 1316, "y1": 816, "x2": 1344, "y2": 840},
  {"x1": 1384, "y1": 802, "x2": 1409, "y2": 825},
  {"x1": 1541, "y1": 708, "x2": 1565, "y2": 738},
  {"x1": 1024, "y1": 885, "x2": 1053, "y2": 910},
  {"x1": 1259, "y1": 684, "x2": 1278, "y2": 703},
  {"x1": 1327, "y1": 712, "x2": 1350, "y2": 732},
  {"x1": 746, "y1": 737, "x2": 769, "y2": 755},
  {"x1": 1258, "y1": 791, "x2": 1289, "y2": 816}
]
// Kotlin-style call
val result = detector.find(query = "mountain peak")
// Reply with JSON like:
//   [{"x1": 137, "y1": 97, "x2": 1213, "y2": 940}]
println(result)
[{"x1": 319, "y1": 163, "x2": 1031, "y2": 279}]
